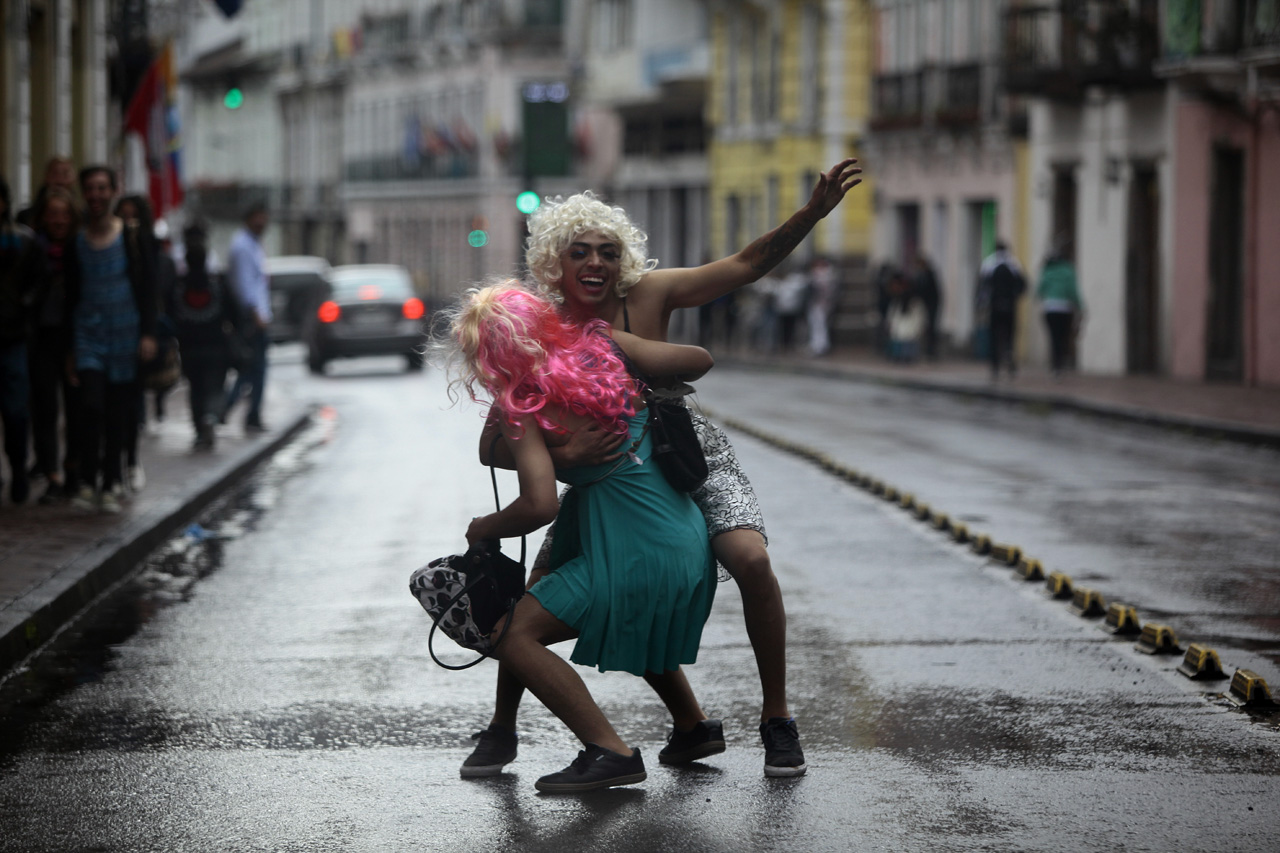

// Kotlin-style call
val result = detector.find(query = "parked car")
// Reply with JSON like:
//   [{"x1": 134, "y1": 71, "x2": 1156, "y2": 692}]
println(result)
[
  {"x1": 265, "y1": 255, "x2": 332, "y2": 343},
  {"x1": 306, "y1": 264, "x2": 427, "y2": 374}
]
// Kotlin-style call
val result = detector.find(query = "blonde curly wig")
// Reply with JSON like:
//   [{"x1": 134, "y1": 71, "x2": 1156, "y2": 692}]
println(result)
[{"x1": 524, "y1": 191, "x2": 658, "y2": 299}]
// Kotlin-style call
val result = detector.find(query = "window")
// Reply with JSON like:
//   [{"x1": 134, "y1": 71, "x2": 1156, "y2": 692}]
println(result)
[{"x1": 800, "y1": 3, "x2": 821, "y2": 125}]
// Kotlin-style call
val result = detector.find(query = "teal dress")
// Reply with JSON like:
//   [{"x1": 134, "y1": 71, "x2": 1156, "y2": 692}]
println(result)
[{"x1": 530, "y1": 410, "x2": 717, "y2": 676}]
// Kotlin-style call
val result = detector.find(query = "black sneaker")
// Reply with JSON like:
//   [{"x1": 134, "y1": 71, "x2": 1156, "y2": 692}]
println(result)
[
  {"x1": 38, "y1": 481, "x2": 67, "y2": 505},
  {"x1": 460, "y1": 725, "x2": 518, "y2": 778},
  {"x1": 761, "y1": 717, "x2": 807, "y2": 777},
  {"x1": 535, "y1": 744, "x2": 646, "y2": 793},
  {"x1": 658, "y1": 718, "x2": 726, "y2": 765}
]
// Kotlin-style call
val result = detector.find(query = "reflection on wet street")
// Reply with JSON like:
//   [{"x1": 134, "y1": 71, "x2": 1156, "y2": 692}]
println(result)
[{"x1": 1, "y1": 358, "x2": 1278, "y2": 852}]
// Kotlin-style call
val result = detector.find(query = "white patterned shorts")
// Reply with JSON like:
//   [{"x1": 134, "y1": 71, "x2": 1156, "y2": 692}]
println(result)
[{"x1": 532, "y1": 409, "x2": 767, "y2": 572}]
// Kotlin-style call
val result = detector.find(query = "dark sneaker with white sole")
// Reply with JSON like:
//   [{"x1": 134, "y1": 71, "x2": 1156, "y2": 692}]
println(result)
[
  {"x1": 761, "y1": 717, "x2": 807, "y2": 777},
  {"x1": 534, "y1": 744, "x2": 646, "y2": 793},
  {"x1": 658, "y1": 718, "x2": 726, "y2": 765},
  {"x1": 460, "y1": 724, "x2": 518, "y2": 777}
]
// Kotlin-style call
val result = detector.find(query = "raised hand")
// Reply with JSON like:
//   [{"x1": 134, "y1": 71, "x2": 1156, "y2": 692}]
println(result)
[{"x1": 806, "y1": 158, "x2": 863, "y2": 218}]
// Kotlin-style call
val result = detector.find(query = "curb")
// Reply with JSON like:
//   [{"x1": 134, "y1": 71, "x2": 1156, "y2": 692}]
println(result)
[
  {"x1": 0, "y1": 409, "x2": 315, "y2": 683},
  {"x1": 719, "y1": 357, "x2": 1280, "y2": 450}
]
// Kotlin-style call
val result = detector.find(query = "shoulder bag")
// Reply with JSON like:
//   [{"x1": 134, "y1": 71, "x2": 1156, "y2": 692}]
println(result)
[
  {"x1": 646, "y1": 384, "x2": 708, "y2": 493},
  {"x1": 409, "y1": 436, "x2": 526, "y2": 670}
]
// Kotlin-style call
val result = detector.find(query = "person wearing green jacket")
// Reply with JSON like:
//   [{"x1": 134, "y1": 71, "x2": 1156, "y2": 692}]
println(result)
[{"x1": 1037, "y1": 246, "x2": 1083, "y2": 375}]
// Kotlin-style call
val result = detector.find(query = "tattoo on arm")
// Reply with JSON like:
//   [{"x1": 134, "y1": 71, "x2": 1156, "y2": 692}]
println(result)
[{"x1": 741, "y1": 210, "x2": 820, "y2": 274}]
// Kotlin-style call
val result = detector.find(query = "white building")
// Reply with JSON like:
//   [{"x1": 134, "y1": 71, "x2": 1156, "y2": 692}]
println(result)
[{"x1": 866, "y1": 0, "x2": 1024, "y2": 357}]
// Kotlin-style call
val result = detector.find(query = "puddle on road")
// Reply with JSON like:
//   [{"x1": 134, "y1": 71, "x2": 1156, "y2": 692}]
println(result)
[{"x1": 0, "y1": 411, "x2": 337, "y2": 761}]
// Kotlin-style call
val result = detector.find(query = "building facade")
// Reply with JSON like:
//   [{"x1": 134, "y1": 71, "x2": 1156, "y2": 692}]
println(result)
[
  {"x1": 867, "y1": 0, "x2": 1027, "y2": 356},
  {"x1": 2, "y1": 0, "x2": 112, "y2": 208},
  {"x1": 706, "y1": 0, "x2": 876, "y2": 343}
]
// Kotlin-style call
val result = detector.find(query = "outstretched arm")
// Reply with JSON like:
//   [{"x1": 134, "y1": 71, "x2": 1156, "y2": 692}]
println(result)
[
  {"x1": 467, "y1": 414, "x2": 560, "y2": 545},
  {"x1": 611, "y1": 329, "x2": 713, "y2": 381},
  {"x1": 649, "y1": 158, "x2": 862, "y2": 310}
]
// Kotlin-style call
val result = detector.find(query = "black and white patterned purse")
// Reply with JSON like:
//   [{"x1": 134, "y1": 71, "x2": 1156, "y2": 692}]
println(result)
[{"x1": 409, "y1": 439, "x2": 526, "y2": 670}]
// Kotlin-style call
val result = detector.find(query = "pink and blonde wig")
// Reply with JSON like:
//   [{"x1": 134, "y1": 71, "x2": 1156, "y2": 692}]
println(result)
[{"x1": 452, "y1": 280, "x2": 637, "y2": 435}]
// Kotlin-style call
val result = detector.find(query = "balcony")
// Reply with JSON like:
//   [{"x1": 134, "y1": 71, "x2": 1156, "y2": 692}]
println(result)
[
  {"x1": 1003, "y1": 1, "x2": 1160, "y2": 99},
  {"x1": 870, "y1": 63, "x2": 999, "y2": 131},
  {"x1": 1157, "y1": 0, "x2": 1280, "y2": 100}
]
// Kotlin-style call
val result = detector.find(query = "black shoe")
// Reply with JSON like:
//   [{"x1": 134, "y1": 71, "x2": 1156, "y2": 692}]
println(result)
[
  {"x1": 535, "y1": 744, "x2": 646, "y2": 793},
  {"x1": 658, "y1": 718, "x2": 726, "y2": 765},
  {"x1": 244, "y1": 420, "x2": 267, "y2": 434},
  {"x1": 460, "y1": 725, "x2": 518, "y2": 778},
  {"x1": 10, "y1": 470, "x2": 29, "y2": 504},
  {"x1": 38, "y1": 481, "x2": 67, "y2": 505},
  {"x1": 761, "y1": 717, "x2": 807, "y2": 777}
]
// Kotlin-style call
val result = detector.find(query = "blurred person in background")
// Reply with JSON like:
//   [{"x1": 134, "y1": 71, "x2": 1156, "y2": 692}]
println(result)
[
  {"x1": 25, "y1": 187, "x2": 82, "y2": 504},
  {"x1": 464, "y1": 158, "x2": 862, "y2": 780},
  {"x1": 772, "y1": 262, "x2": 809, "y2": 354},
  {"x1": 169, "y1": 222, "x2": 238, "y2": 451},
  {"x1": 67, "y1": 166, "x2": 156, "y2": 513},
  {"x1": 806, "y1": 256, "x2": 836, "y2": 357},
  {"x1": 886, "y1": 269, "x2": 922, "y2": 363},
  {"x1": 0, "y1": 176, "x2": 35, "y2": 505},
  {"x1": 145, "y1": 217, "x2": 180, "y2": 428},
  {"x1": 16, "y1": 155, "x2": 77, "y2": 230},
  {"x1": 222, "y1": 201, "x2": 270, "y2": 433},
  {"x1": 911, "y1": 252, "x2": 941, "y2": 361},
  {"x1": 978, "y1": 240, "x2": 1026, "y2": 380},
  {"x1": 1037, "y1": 239, "x2": 1084, "y2": 377},
  {"x1": 114, "y1": 192, "x2": 162, "y2": 489}
]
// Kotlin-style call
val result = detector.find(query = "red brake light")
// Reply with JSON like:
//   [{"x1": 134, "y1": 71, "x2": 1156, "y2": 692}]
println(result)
[
  {"x1": 317, "y1": 301, "x2": 340, "y2": 323},
  {"x1": 402, "y1": 297, "x2": 425, "y2": 320}
]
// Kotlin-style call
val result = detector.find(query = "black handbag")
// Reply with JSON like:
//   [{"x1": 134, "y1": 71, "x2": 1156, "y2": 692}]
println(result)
[
  {"x1": 409, "y1": 438, "x2": 526, "y2": 670},
  {"x1": 646, "y1": 385, "x2": 708, "y2": 493}
]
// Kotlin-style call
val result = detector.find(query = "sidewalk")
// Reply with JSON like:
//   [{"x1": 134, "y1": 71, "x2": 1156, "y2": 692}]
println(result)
[
  {"x1": 722, "y1": 346, "x2": 1280, "y2": 447},
  {"x1": 0, "y1": 382, "x2": 313, "y2": 681}
]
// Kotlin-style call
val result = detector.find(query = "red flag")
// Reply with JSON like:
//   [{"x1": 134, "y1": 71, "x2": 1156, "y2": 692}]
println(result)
[{"x1": 124, "y1": 46, "x2": 184, "y2": 216}]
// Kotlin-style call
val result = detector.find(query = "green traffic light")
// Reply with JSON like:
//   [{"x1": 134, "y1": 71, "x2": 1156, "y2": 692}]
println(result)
[
  {"x1": 224, "y1": 87, "x2": 244, "y2": 109},
  {"x1": 516, "y1": 191, "x2": 541, "y2": 215},
  {"x1": 468, "y1": 229, "x2": 489, "y2": 248}
]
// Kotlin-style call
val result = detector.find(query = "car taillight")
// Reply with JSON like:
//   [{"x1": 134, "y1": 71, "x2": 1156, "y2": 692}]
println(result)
[
  {"x1": 317, "y1": 301, "x2": 341, "y2": 323},
  {"x1": 402, "y1": 298, "x2": 425, "y2": 320}
]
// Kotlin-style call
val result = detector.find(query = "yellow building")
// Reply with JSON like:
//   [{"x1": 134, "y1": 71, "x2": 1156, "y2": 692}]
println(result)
[{"x1": 706, "y1": 0, "x2": 874, "y2": 262}]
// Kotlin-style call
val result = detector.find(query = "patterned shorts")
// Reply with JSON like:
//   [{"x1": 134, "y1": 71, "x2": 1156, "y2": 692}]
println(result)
[{"x1": 532, "y1": 409, "x2": 767, "y2": 572}]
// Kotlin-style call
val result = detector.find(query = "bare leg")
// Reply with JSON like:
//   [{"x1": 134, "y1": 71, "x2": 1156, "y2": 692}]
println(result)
[
  {"x1": 643, "y1": 667, "x2": 707, "y2": 732},
  {"x1": 485, "y1": 564, "x2": 550, "y2": 732},
  {"x1": 713, "y1": 528, "x2": 791, "y2": 722},
  {"x1": 492, "y1": 595, "x2": 631, "y2": 756}
]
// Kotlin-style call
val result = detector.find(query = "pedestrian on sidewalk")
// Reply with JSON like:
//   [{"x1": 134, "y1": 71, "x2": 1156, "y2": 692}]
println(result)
[
  {"x1": 169, "y1": 221, "x2": 238, "y2": 451},
  {"x1": 0, "y1": 175, "x2": 35, "y2": 505},
  {"x1": 66, "y1": 166, "x2": 157, "y2": 514},
  {"x1": 978, "y1": 240, "x2": 1026, "y2": 380},
  {"x1": 1037, "y1": 240, "x2": 1083, "y2": 377},
  {"x1": 911, "y1": 252, "x2": 942, "y2": 361},
  {"x1": 449, "y1": 280, "x2": 719, "y2": 793},
  {"x1": 24, "y1": 186, "x2": 82, "y2": 504},
  {"x1": 113, "y1": 194, "x2": 165, "y2": 493},
  {"x1": 773, "y1": 262, "x2": 809, "y2": 354},
  {"x1": 222, "y1": 201, "x2": 271, "y2": 433},
  {"x1": 464, "y1": 160, "x2": 861, "y2": 781},
  {"x1": 15, "y1": 155, "x2": 76, "y2": 230},
  {"x1": 806, "y1": 256, "x2": 836, "y2": 357},
  {"x1": 886, "y1": 269, "x2": 923, "y2": 363}
]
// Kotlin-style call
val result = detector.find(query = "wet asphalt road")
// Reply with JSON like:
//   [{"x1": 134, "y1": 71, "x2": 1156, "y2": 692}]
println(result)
[{"x1": 1, "y1": 349, "x2": 1278, "y2": 852}]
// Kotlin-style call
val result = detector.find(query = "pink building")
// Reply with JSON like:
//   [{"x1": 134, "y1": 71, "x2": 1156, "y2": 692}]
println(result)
[{"x1": 1161, "y1": 1, "x2": 1280, "y2": 386}]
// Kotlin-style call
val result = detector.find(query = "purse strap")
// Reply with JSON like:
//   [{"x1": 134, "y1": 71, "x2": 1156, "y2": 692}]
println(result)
[{"x1": 488, "y1": 432, "x2": 526, "y2": 565}]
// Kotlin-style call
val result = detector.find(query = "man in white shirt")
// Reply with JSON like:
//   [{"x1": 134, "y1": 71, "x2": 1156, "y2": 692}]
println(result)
[{"x1": 223, "y1": 201, "x2": 270, "y2": 431}]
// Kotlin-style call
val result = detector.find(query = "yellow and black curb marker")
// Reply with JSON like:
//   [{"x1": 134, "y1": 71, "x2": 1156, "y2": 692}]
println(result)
[{"x1": 707, "y1": 409, "x2": 1277, "y2": 716}]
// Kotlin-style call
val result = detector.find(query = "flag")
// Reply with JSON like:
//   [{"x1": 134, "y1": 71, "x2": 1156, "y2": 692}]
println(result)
[{"x1": 124, "y1": 44, "x2": 184, "y2": 216}]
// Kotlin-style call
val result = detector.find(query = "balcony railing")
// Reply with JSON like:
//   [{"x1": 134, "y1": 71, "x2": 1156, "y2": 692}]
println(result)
[
  {"x1": 1164, "y1": 0, "x2": 1280, "y2": 58},
  {"x1": 871, "y1": 70, "x2": 924, "y2": 128},
  {"x1": 871, "y1": 63, "x2": 997, "y2": 130},
  {"x1": 1004, "y1": 2, "x2": 1160, "y2": 98}
]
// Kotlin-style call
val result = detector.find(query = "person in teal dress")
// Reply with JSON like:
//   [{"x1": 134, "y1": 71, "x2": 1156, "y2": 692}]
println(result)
[{"x1": 451, "y1": 279, "x2": 719, "y2": 793}]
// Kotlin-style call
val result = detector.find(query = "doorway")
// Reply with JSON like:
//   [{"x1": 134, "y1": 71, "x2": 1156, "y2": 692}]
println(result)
[
  {"x1": 1206, "y1": 146, "x2": 1244, "y2": 381},
  {"x1": 1126, "y1": 163, "x2": 1160, "y2": 373}
]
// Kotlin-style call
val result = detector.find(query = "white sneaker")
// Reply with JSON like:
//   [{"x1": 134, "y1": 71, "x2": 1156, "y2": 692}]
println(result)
[
  {"x1": 127, "y1": 465, "x2": 146, "y2": 492},
  {"x1": 71, "y1": 485, "x2": 98, "y2": 512},
  {"x1": 100, "y1": 490, "x2": 122, "y2": 514}
]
